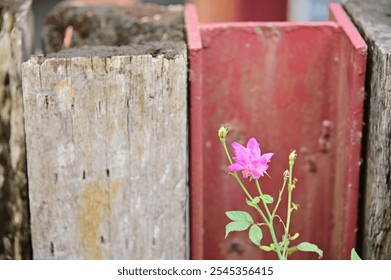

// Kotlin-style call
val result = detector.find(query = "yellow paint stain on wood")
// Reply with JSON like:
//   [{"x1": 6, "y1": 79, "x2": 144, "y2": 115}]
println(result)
[
  {"x1": 80, "y1": 184, "x2": 103, "y2": 260},
  {"x1": 79, "y1": 179, "x2": 120, "y2": 259},
  {"x1": 103, "y1": 180, "x2": 120, "y2": 215}
]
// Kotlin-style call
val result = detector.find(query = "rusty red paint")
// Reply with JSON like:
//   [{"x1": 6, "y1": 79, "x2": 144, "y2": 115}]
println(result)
[{"x1": 186, "y1": 3, "x2": 366, "y2": 260}]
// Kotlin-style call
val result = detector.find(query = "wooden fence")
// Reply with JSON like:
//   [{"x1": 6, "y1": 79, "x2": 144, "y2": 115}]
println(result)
[
  {"x1": 0, "y1": 0, "x2": 390, "y2": 260},
  {"x1": 344, "y1": 0, "x2": 391, "y2": 260},
  {"x1": 0, "y1": 0, "x2": 33, "y2": 260}
]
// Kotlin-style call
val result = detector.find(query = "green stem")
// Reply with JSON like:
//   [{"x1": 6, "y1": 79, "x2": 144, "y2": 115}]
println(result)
[
  {"x1": 255, "y1": 179, "x2": 272, "y2": 219},
  {"x1": 231, "y1": 175, "x2": 281, "y2": 259},
  {"x1": 221, "y1": 138, "x2": 233, "y2": 165},
  {"x1": 282, "y1": 158, "x2": 295, "y2": 258},
  {"x1": 272, "y1": 176, "x2": 288, "y2": 218},
  {"x1": 233, "y1": 174, "x2": 253, "y2": 202},
  {"x1": 255, "y1": 179, "x2": 284, "y2": 260},
  {"x1": 250, "y1": 202, "x2": 282, "y2": 259},
  {"x1": 266, "y1": 220, "x2": 285, "y2": 260}
]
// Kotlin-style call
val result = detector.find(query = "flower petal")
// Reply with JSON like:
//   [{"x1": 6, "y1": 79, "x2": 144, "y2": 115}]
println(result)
[
  {"x1": 246, "y1": 137, "x2": 259, "y2": 150},
  {"x1": 231, "y1": 142, "x2": 248, "y2": 158},
  {"x1": 247, "y1": 138, "x2": 261, "y2": 158},
  {"x1": 249, "y1": 168, "x2": 262, "y2": 179},
  {"x1": 257, "y1": 164, "x2": 268, "y2": 174},
  {"x1": 262, "y1": 153, "x2": 274, "y2": 162},
  {"x1": 228, "y1": 162, "x2": 244, "y2": 172},
  {"x1": 227, "y1": 137, "x2": 273, "y2": 180},
  {"x1": 242, "y1": 169, "x2": 252, "y2": 178}
]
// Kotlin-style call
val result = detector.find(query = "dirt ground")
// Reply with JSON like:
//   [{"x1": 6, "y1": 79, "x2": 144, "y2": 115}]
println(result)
[
  {"x1": 48, "y1": 41, "x2": 184, "y2": 60},
  {"x1": 42, "y1": 1, "x2": 184, "y2": 54}
]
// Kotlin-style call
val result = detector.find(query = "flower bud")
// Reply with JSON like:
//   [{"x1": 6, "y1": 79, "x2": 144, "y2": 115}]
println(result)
[
  {"x1": 218, "y1": 124, "x2": 229, "y2": 140},
  {"x1": 289, "y1": 150, "x2": 297, "y2": 163}
]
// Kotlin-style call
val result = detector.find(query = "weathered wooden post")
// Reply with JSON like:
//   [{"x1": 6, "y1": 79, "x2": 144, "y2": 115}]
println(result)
[
  {"x1": 0, "y1": 0, "x2": 34, "y2": 260},
  {"x1": 344, "y1": 0, "x2": 391, "y2": 260},
  {"x1": 22, "y1": 2, "x2": 188, "y2": 259}
]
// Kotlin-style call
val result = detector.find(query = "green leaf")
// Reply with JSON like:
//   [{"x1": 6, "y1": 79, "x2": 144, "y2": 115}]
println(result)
[
  {"x1": 225, "y1": 221, "x2": 251, "y2": 238},
  {"x1": 246, "y1": 197, "x2": 260, "y2": 207},
  {"x1": 260, "y1": 194, "x2": 273, "y2": 204},
  {"x1": 225, "y1": 211, "x2": 254, "y2": 224},
  {"x1": 252, "y1": 197, "x2": 261, "y2": 204},
  {"x1": 297, "y1": 242, "x2": 323, "y2": 259},
  {"x1": 287, "y1": 246, "x2": 298, "y2": 256},
  {"x1": 225, "y1": 211, "x2": 254, "y2": 238},
  {"x1": 351, "y1": 248, "x2": 362, "y2": 260},
  {"x1": 289, "y1": 233, "x2": 300, "y2": 241},
  {"x1": 260, "y1": 245, "x2": 273, "y2": 252},
  {"x1": 249, "y1": 224, "x2": 263, "y2": 246}
]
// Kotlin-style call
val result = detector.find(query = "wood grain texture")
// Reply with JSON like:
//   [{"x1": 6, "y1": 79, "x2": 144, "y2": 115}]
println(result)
[
  {"x1": 0, "y1": 0, "x2": 33, "y2": 260},
  {"x1": 22, "y1": 43, "x2": 188, "y2": 259},
  {"x1": 344, "y1": 0, "x2": 391, "y2": 260}
]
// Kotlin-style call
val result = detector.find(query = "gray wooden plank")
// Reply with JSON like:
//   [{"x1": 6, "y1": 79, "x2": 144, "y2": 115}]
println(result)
[
  {"x1": 22, "y1": 43, "x2": 188, "y2": 259},
  {"x1": 344, "y1": 0, "x2": 391, "y2": 260},
  {"x1": 0, "y1": 0, "x2": 33, "y2": 260}
]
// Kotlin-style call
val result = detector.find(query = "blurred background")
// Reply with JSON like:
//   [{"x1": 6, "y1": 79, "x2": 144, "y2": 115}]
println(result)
[{"x1": 32, "y1": 0, "x2": 342, "y2": 52}]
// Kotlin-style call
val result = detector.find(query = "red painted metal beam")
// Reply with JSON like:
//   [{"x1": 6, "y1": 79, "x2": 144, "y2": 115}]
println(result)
[
  {"x1": 328, "y1": 3, "x2": 367, "y2": 260},
  {"x1": 186, "y1": 3, "x2": 366, "y2": 260}
]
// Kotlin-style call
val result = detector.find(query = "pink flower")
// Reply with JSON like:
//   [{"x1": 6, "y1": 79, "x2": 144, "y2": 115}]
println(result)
[{"x1": 228, "y1": 138, "x2": 273, "y2": 179}]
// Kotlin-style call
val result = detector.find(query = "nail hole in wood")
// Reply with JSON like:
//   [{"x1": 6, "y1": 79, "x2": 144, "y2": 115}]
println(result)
[
  {"x1": 44, "y1": 95, "x2": 49, "y2": 109},
  {"x1": 50, "y1": 242, "x2": 54, "y2": 256}
]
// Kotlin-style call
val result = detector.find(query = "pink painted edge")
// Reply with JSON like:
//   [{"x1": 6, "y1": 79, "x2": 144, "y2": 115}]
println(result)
[
  {"x1": 329, "y1": 3, "x2": 367, "y2": 50},
  {"x1": 185, "y1": 4, "x2": 202, "y2": 51}
]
